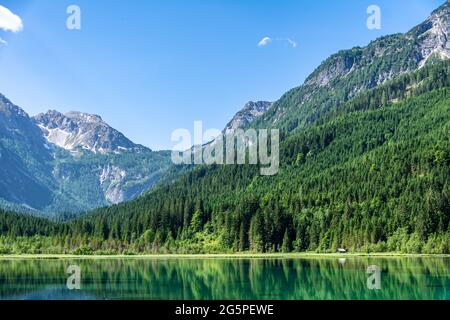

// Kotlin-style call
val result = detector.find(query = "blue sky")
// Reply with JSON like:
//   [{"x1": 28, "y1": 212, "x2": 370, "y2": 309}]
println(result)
[{"x1": 0, "y1": 0, "x2": 445, "y2": 150}]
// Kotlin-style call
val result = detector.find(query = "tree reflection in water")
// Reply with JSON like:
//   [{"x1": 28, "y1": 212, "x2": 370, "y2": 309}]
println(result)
[{"x1": 0, "y1": 257, "x2": 448, "y2": 300}]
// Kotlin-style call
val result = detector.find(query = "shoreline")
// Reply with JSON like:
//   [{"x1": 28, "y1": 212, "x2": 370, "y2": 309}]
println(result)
[{"x1": 0, "y1": 252, "x2": 449, "y2": 260}]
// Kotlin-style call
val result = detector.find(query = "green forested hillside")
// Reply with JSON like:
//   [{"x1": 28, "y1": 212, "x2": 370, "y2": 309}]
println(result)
[
  {"x1": 48, "y1": 149, "x2": 171, "y2": 217},
  {"x1": 252, "y1": 2, "x2": 449, "y2": 135},
  {"x1": 1, "y1": 61, "x2": 448, "y2": 255}
]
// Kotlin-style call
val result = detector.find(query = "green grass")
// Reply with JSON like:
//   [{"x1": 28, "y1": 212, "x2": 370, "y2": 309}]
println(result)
[{"x1": 0, "y1": 252, "x2": 449, "y2": 260}]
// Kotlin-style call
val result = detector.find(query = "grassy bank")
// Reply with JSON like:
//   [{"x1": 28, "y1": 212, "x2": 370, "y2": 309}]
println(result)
[{"x1": 0, "y1": 252, "x2": 449, "y2": 260}]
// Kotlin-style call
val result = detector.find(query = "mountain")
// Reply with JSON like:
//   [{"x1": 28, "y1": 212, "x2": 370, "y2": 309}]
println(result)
[
  {"x1": 62, "y1": 60, "x2": 449, "y2": 255},
  {"x1": 0, "y1": 96, "x2": 271, "y2": 215},
  {"x1": 165, "y1": 100, "x2": 274, "y2": 188},
  {"x1": 253, "y1": 1, "x2": 450, "y2": 133},
  {"x1": 410, "y1": 3, "x2": 450, "y2": 65},
  {"x1": 0, "y1": 96, "x2": 172, "y2": 217},
  {"x1": 223, "y1": 101, "x2": 272, "y2": 135},
  {"x1": 0, "y1": 2, "x2": 449, "y2": 255},
  {"x1": 33, "y1": 110, "x2": 148, "y2": 154},
  {"x1": 5, "y1": 59, "x2": 448, "y2": 255},
  {"x1": 0, "y1": 94, "x2": 55, "y2": 211},
  {"x1": 193, "y1": 100, "x2": 272, "y2": 153}
]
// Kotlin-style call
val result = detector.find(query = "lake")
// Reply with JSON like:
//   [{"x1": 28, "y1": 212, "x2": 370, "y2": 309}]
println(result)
[{"x1": 0, "y1": 256, "x2": 448, "y2": 300}]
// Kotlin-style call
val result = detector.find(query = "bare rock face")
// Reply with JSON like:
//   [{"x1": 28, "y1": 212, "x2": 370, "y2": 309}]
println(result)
[
  {"x1": 193, "y1": 100, "x2": 272, "y2": 152},
  {"x1": 410, "y1": 2, "x2": 450, "y2": 67},
  {"x1": 224, "y1": 101, "x2": 273, "y2": 135},
  {"x1": 99, "y1": 165, "x2": 127, "y2": 204},
  {"x1": 304, "y1": 53, "x2": 357, "y2": 87},
  {"x1": 304, "y1": 2, "x2": 450, "y2": 90},
  {"x1": 33, "y1": 110, "x2": 149, "y2": 154}
]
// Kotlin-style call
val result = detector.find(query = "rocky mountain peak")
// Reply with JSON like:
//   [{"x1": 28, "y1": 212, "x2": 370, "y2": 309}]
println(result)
[
  {"x1": 33, "y1": 109, "x2": 149, "y2": 154},
  {"x1": 0, "y1": 94, "x2": 30, "y2": 119},
  {"x1": 0, "y1": 94, "x2": 47, "y2": 151},
  {"x1": 432, "y1": 0, "x2": 450, "y2": 16},
  {"x1": 304, "y1": 2, "x2": 450, "y2": 89},
  {"x1": 65, "y1": 111, "x2": 104, "y2": 124},
  {"x1": 408, "y1": 1, "x2": 450, "y2": 66},
  {"x1": 224, "y1": 101, "x2": 272, "y2": 135},
  {"x1": 304, "y1": 50, "x2": 358, "y2": 87}
]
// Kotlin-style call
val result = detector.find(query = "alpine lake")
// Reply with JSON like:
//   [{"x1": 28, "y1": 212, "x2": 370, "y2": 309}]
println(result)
[{"x1": 0, "y1": 255, "x2": 448, "y2": 300}]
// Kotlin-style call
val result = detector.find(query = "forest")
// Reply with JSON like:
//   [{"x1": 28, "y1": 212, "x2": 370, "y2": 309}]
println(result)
[{"x1": 0, "y1": 61, "x2": 449, "y2": 255}]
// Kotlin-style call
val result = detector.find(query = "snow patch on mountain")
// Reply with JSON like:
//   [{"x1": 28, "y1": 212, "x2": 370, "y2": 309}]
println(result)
[{"x1": 33, "y1": 110, "x2": 149, "y2": 154}]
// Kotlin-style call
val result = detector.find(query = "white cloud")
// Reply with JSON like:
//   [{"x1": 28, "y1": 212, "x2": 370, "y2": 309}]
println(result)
[
  {"x1": 258, "y1": 36, "x2": 297, "y2": 48},
  {"x1": 286, "y1": 38, "x2": 297, "y2": 48},
  {"x1": 0, "y1": 5, "x2": 23, "y2": 33},
  {"x1": 258, "y1": 37, "x2": 272, "y2": 47},
  {"x1": 0, "y1": 38, "x2": 7, "y2": 46}
]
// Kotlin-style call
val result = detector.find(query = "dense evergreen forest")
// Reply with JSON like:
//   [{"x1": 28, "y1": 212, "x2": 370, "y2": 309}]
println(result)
[{"x1": 0, "y1": 61, "x2": 449, "y2": 255}]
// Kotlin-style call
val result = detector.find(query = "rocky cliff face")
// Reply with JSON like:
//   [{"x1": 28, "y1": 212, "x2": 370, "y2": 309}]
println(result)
[
  {"x1": 99, "y1": 165, "x2": 127, "y2": 203},
  {"x1": 307, "y1": 2, "x2": 450, "y2": 88},
  {"x1": 304, "y1": 53, "x2": 357, "y2": 87},
  {"x1": 224, "y1": 101, "x2": 272, "y2": 134},
  {"x1": 33, "y1": 110, "x2": 148, "y2": 154},
  {"x1": 411, "y1": 2, "x2": 450, "y2": 67}
]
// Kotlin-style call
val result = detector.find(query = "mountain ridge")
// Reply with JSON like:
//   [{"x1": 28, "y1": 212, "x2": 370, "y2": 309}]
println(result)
[
  {"x1": 0, "y1": 2, "x2": 448, "y2": 255},
  {"x1": 0, "y1": 93, "x2": 275, "y2": 214},
  {"x1": 224, "y1": 101, "x2": 272, "y2": 135},
  {"x1": 48, "y1": 3, "x2": 449, "y2": 255},
  {"x1": 33, "y1": 109, "x2": 149, "y2": 154},
  {"x1": 6, "y1": 58, "x2": 447, "y2": 254},
  {"x1": 0, "y1": 96, "x2": 172, "y2": 216},
  {"x1": 253, "y1": 1, "x2": 450, "y2": 133}
]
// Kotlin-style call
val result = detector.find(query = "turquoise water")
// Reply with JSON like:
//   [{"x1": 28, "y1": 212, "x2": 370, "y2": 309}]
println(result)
[{"x1": 0, "y1": 257, "x2": 448, "y2": 300}]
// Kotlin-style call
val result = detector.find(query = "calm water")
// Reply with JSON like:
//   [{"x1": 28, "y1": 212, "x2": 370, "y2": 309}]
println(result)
[{"x1": 0, "y1": 256, "x2": 448, "y2": 300}]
